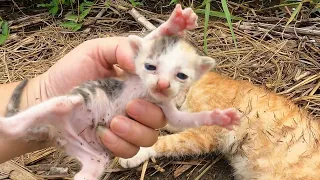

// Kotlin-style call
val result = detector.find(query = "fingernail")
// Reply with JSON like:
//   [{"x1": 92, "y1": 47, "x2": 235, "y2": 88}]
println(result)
[
  {"x1": 97, "y1": 126, "x2": 118, "y2": 145},
  {"x1": 111, "y1": 117, "x2": 131, "y2": 135}
]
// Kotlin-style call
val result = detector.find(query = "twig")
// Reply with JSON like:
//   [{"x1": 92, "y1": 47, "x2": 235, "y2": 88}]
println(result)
[
  {"x1": 11, "y1": 0, "x2": 26, "y2": 16},
  {"x1": 194, "y1": 155, "x2": 224, "y2": 180},
  {"x1": 128, "y1": 8, "x2": 156, "y2": 31},
  {"x1": 9, "y1": 16, "x2": 50, "y2": 31},
  {"x1": 83, "y1": 8, "x2": 107, "y2": 33},
  {"x1": 244, "y1": 22, "x2": 320, "y2": 36},
  {"x1": 8, "y1": 13, "x2": 48, "y2": 26},
  {"x1": 235, "y1": 22, "x2": 297, "y2": 39},
  {"x1": 140, "y1": 160, "x2": 148, "y2": 180},
  {"x1": 1, "y1": 52, "x2": 11, "y2": 83}
]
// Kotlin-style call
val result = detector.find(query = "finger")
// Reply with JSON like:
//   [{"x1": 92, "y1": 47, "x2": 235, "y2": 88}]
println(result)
[
  {"x1": 110, "y1": 116, "x2": 159, "y2": 147},
  {"x1": 97, "y1": 126, "x2": 139, "y2": 158},
  {"x1": 115, "y1": 39, "x2": 136, "y2": 73},
  {"x1": 93, "y1": 37, "x2": 136, "y2": 73},
  {"x1": 126, "y1": 99, "x2": 167, "y2": 129}
]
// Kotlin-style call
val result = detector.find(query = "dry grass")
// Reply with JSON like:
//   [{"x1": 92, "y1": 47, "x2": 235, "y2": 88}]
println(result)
[{"x1": 0, "y1": 0, "x2": 320, "y2": 179}]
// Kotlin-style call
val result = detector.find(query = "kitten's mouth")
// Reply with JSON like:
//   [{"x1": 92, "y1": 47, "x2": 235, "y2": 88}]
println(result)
[{"x1": 151, "y1": 88, "x2": 169, "y2": 98}]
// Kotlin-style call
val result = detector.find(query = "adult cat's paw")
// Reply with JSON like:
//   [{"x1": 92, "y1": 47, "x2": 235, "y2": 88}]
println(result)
[
  {"x1": 161, "y1": 4, "x2": 198, "y2": 35},
  {"x1": 119, "y1": 147, "x2": 157, "y2": 168},
  {"x1": 208, "y1": 108, "x2": 242, "y2": 130}
]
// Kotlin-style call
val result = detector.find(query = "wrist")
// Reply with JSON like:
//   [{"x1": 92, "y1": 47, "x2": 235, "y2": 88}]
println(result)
[
  {"x1": 0, "y1": 75, "x2": 51, "y2": 163},
  {"x1": 20, "y1": 74, "x2": 49, "y2": 111}
]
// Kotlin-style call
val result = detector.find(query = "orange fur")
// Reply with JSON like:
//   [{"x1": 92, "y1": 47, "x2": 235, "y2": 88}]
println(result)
[{"x1": 120, "y1": 71, "x2": 320, "y2": 180}]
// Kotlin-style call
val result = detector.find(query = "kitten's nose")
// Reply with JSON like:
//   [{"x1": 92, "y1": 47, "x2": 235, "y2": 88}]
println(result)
[{"x1": 157, "y1": 79, "x2": 170, "y2": 89}]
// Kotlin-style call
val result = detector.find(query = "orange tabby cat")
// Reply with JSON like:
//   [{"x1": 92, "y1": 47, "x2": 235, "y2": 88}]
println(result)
[{"x1": 119, "y1": 71, "x2": 320, "y2": 180}]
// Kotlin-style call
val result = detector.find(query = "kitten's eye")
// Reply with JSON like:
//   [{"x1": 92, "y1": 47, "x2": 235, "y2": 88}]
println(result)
[
  {"x1": 144, "y1": 63, "x2": 157, "y2": 71},
  {"x1": 177, "y1": 73, "x2": 188, "y2": 80}
]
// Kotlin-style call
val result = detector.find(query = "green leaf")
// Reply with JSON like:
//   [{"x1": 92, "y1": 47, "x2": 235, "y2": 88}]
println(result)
[
  {"x1": 203, "y1": 0, "x2": 211, "y2": 54},
  {"x1": 80, "y1": 0, "x2": 94, "y2": 12},
  {"x1": 169, "y1": 0, "x2": 179, "y2": 5},
  {"x1": 60, "y1": 21, "x2": 82, "y2": 31},
  {"x1": 104, "y1": 0, "x2": 111, "y2": 7},
  {"x1": 285, "y1": 2, "x2": 303, "y2": 26},
  {"x1": 37, "y1": 3, "x2": 53, "y2": 7},
  {"x1": 284, "y1": 0, "x2": 300, "y2": 2},
  {"x1": 49, "y1": 5, "x2": 59, "y2": 15},
  {"x1": 129, "y1": 0, "x2": 143, "y2": 7},
  {"x1": 195, "y1": 9, "x2": 244, "y2": 20},
  {"x1": 221, "y1": 0, "x2": 237, "y2": 48},
  {"x1": 0, "y1": 20, "x2": 9, "y2": 45},
  {"x1": 65, "y1": 13, "x2": 79, "y2": 22},
  {"x1": 79, "y1": 8, "x2": 91, "y2": 21},
  {"x1": 0, "y1": 35, "x2": 8, "y2": 45},
  {"x1": 1, "y1": 21, "x2": 9, "y2": 36},
  {"x1": 52, "y1": 0, "x2": 59, "y2": 6}
]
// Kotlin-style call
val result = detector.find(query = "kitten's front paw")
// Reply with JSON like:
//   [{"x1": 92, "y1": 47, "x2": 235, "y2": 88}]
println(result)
[
  {"x1": 119, "y1": 147, "x2": 157, "y2": 168},
  {"x1": 208, "y1": 108, "x2": 242, "y2": 130},
  {"x1": 162, "y1": 4, "x2": 198, "y2": 35}
]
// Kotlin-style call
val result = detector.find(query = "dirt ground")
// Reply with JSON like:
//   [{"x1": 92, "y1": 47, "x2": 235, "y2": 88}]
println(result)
[{"x1": 0, "y1": 0, "x2": 319, "y2": 179}]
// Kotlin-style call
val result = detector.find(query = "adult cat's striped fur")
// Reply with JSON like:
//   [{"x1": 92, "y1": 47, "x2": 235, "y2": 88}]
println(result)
[{"x1": 119, "y1": 71, "x2": 320, "y2": 180}]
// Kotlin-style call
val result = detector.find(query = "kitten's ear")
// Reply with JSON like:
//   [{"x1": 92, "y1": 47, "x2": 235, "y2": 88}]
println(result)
[
  {"x1": 128, "y1": 35, "x2": 143, "y2": 52},
  {"x1": 197, "y1": 56, "x2": 216, "y2": 77}
]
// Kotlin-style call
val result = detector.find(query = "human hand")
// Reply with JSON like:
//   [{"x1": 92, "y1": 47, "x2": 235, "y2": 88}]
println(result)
[{"x1": 23, "y1": 37, "x2": 166, "y2": 158}]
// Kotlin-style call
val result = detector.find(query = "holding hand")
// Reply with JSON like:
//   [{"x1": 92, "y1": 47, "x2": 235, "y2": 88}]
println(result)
[{"x1": 0, "y1": 37, "x2": 167, "y2": 162}]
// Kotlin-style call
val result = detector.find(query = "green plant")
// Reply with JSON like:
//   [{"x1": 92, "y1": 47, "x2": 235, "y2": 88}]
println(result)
[
  {"x1": 259, "y1": 0, "x2": 320, "y2": 26},
  {"x1": 203, "y1": 0, "x2": 210, "y2": 54},
  {"x1": 196, "y1": 0, "x2": 239, "y2": 52},
  {"x1": 194, "y1": 9, "x2": 243, "y2": 20},
  {"x1": 38, "y1": 0, "x2": 76, "y2": 15},
  {"x1": 221, "y1": 0, "x2": 237, "y2": 48},
  {"x1": 129, "y1": 0, "x2": 143, "y2": 7},
  {"x1": 0, "y1": 18, "x2": 10, "y2": 45},
  {"x1": 38, "y1": 0, "x2": 94, "y2": 31},
  {"x1": 61, "y1": 0, "x2": 94, "y2": 31}
]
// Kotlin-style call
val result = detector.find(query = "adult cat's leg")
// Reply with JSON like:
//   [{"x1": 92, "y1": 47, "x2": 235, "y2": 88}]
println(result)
[
  {"x1": 119, "y1": 126, "x2": 222, "y2": 168},
  {"x1": 161, "y1": 124, "x2": 185, "y2": 133}
]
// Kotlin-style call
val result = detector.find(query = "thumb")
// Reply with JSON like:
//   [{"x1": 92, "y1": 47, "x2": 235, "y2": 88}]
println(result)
[{"x1": 93, "y1": 37, "x2": 136, "y2": 74}]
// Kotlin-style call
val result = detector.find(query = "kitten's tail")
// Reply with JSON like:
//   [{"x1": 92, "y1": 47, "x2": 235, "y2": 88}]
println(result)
[{"x1": 5, "y1": 79, "x2": 28, "y2": 117}]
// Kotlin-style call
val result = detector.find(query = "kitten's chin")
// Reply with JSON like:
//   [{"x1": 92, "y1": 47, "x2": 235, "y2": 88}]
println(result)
[{"x1": 150, "y1": 89, "x2": 174, "y2": 101}]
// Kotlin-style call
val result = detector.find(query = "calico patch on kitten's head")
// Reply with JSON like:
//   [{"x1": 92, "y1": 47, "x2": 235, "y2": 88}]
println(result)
[{"x1": 129, "y1": 35, "x2": 216, "y2": 101}]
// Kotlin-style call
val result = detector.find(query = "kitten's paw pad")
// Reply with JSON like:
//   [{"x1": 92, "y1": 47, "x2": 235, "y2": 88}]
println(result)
[
  {"x1": 164, "y1": 4, "x2": 198, "y2": 34},
  {"x1": 119, "y1": 147, "x2": 156, "y2": 168},
  {"x1": 172, "y1": 5, "x2": 198, "y2": 30},
  {"x1": 182, "y1": 7, "x2": 198, "y2": 30},
  {"x1": 209, "y1": 108, "x2": 242, "y2": 130}
]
